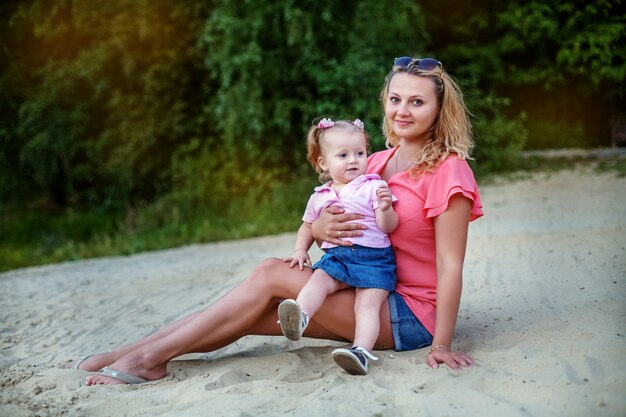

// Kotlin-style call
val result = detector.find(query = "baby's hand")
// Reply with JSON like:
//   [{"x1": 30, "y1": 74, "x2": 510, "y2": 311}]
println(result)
[
  {"x1": 376, "y1": 183, "x2": 393, "y2": 211},
  {"x1": 283, "y1": 250, "x2": 311, "y2": 271}
]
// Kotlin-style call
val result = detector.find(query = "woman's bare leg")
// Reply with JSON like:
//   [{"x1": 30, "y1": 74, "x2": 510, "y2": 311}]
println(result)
[
  {"x1": 70, "y1": 312, "x2": 201, "y2": 371},
  {"x1": 83, "y1": 258, "x2": 311, "y2": 384},
  {"x1": 83, "y1": 258, "x2": 395, "y2": 385}
]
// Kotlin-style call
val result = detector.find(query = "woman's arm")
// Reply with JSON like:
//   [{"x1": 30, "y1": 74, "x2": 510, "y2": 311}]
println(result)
[
  {"x1": 310, "y1": 206, "x2": 367, "y2": 247},
  {"x1": 428, "y1": 193, "x2": 475, "y2": 370}
]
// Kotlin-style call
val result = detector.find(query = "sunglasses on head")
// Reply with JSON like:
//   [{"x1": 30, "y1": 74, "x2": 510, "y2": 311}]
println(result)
[{"x1": 393, "y1": 56, "x2": 442, "y2": 71}]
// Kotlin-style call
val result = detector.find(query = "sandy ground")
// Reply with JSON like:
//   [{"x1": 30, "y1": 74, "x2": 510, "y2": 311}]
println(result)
[{"x1": 0, "y1": 167, "x2": 625, "y2": 417}]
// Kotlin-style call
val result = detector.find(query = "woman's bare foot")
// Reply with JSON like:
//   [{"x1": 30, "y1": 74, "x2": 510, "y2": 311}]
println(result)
[
  {"x1": 81, "y1": 354, "x2": 168, "y2": 386},
  {"x1": 82, "y1": 364, "x2": 167, "y2": 386},
  {"x1": 67, "y1": 352, "x2": 118, "y2": 371}
]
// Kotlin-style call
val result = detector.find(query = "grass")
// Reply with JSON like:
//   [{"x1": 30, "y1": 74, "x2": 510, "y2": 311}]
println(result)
[
  {"x1": 1, "y1": 176, "x2": 315, "y2": 273},
  {"x1": 1, "y1": 150, "x2": 624, "y2": 274}
]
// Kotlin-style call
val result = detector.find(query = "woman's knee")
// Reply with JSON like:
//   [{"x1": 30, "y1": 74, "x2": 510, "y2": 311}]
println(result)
[
  {"x1": 249, "y1": 258, "x2": 283, "y2": 282},
  {"x1": 247, "y1": 257, "x2": 308, "y2": 296}
]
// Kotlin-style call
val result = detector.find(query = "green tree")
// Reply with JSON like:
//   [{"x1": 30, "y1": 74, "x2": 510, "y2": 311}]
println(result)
[
  {"x1": 495, "y1": 0, "x2": 625, "y2": 148},
  {"x1": 423, "y1": 0, "x2": 625, "y2": 151},
  {"x1": 173, "y1": 0, "x2": 431, "y2": 215},
  {"x1": 2, "y1": 0, "x2": 209, "y2": 209}
]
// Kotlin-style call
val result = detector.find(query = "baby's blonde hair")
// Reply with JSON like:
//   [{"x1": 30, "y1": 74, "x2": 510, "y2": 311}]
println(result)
[
  {"x1": 379, "y1": 60, "x2": 474, "y2": 177},
  {"x1": 306, "y1": 119, "x2": 369, "y2": 183}
]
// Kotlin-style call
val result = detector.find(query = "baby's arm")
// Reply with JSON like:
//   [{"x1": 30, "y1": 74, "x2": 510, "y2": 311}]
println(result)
[
  {"x1": 284, "y1": 222, "x2": 314, "y2": 270},
  {"x1": 375, "y1": 183, "x2": 398, "y2": 234}
]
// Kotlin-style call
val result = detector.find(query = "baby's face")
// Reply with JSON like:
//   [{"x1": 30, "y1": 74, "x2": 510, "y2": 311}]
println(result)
[{"x1": 318, "y1": 129, "x2": 368, "y2": 186}]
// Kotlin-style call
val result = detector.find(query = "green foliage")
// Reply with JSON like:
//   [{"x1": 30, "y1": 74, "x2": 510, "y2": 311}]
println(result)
[
  {"x1": 1, "y1": 0, "x2": 625, "y2": 271},
  {"x1": 170, "y1": 0, "x2": 430, "y2": 215},
  {"x1": 469, "y1": 94, "x2": 528, "y2": 175},
  {"x1": 0, "y1": 208, "x2": 118, "y2": 271},
  {"x1": 492, "y1": 0, "x2": 625, "y2": 148},
  {"x1": 0, "y1": 174, "x2": 316, "y2": 273},
  {"x1": 4, "y1": 0, "x2": 208, "y2": 209},
  {"x1": 0, "y1": 83, "x2": 20, "y2": 204},
  {"x1": 422, "y1": 0, "x2": 625, "y2": 150},
  {"x1": 496, "y1": 0, "x2": 626, "y2": 96},
  {"x1": 198, "y1": 0, "x2": 428, "y2": 158}
]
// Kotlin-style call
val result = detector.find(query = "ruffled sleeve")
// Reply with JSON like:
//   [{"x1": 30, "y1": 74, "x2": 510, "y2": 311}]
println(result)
[{"x1": 424, "y1": 157, "x2": 484, "y2": 221}]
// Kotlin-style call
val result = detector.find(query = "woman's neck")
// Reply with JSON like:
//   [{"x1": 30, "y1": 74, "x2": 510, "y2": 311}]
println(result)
[
  {"x1": 380, "y1": 138, "x2": 428, "y2": 181},
  {"x1": 398, "y1": 137, "x2": 425, "y2": 155},
  {"x1": 395, "y1": 139, "x2": 424, "y2": 169}
]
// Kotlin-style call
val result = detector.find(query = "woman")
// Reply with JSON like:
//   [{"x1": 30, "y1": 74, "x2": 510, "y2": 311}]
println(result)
[{"x1": 77, "y1": 56, "x2": 483, "y2": 385}]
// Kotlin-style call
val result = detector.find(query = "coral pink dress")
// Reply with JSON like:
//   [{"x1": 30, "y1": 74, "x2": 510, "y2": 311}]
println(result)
[{"x1": 367, "y1": 148, "x2": 483, "y2": 334}]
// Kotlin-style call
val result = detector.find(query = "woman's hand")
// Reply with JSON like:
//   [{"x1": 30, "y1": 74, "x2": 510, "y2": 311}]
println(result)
[
  {"x1": 310, "y1": 206, "x2": 366, "y2": 247},
  {"x1": 426, "y1": 347, "x2": 475, "y2": 370}
]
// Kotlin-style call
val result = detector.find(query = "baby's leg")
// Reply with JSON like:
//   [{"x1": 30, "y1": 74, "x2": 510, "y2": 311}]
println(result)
[
  {"x1": 352, "y1": 288, "x2": 389, "y2": 351},
  {"x1": 297, "y1": 269, "x2": 347, "y2": 318}
]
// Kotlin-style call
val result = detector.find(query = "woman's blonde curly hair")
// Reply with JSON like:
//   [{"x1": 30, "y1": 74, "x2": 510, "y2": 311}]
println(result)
[{"x1": 379, "y1": 59, "x2": 474, "y2": 177}]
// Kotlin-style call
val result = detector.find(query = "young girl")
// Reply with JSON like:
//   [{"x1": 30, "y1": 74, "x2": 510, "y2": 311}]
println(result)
[{"x1": 279, "y1": 118, "x2": 398, "y2": 375}]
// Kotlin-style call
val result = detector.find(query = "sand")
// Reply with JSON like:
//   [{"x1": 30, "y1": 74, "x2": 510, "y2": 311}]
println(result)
[{"x1": 1, "y1": 167, "x2": 625, "y2": 417}]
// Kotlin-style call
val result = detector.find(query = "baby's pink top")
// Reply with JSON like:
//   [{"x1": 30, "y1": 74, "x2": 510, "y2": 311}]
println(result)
[
  {"x1": 302, "y1": 174, "x2": 397, "y2": 249},
  {"x1": 367, "y1": 149, "x2": 484, "y2": 334}
]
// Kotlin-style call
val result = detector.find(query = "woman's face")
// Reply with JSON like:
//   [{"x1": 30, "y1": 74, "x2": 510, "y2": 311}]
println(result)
[{"x1": 384, "y1": 73, "x2": 439, "y2": 143}]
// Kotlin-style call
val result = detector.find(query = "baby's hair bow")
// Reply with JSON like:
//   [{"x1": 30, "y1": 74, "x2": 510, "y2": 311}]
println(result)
[
  {"x1": 353, "y1": 119, "x2": 365, "y2": 130},
  {"x1": 318, "y1": 118, "x2": 335, "y2": 129}
]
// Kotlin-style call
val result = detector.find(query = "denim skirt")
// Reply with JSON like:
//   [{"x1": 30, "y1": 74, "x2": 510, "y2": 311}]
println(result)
[{"x1": 312, "y1": 244, "x2": 396, "y2": 291}]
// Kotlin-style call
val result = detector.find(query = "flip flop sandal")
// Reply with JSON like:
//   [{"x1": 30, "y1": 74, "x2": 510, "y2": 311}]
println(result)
[{"x1": 79, "y1": 366, "x2": 148, "y2": 387}]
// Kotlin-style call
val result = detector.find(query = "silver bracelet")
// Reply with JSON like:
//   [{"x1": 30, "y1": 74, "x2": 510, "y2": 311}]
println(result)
[{"x1": 429, "y1": 344, "x2": 450, "y2": 353}]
